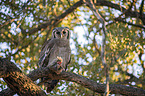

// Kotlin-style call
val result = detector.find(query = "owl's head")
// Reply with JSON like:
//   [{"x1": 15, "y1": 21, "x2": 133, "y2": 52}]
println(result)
[{"x1": 52, "y1": 27, "x2": 70, "y2": 40}]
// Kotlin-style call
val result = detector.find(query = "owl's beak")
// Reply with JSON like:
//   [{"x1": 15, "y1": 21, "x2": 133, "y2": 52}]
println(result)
[{"x1": 60, "y1": 34, "x2": 63, "y2": 38}]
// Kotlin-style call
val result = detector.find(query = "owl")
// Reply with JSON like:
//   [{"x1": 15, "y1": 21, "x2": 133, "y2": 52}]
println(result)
[{"x1": 38, "y1": 27, "x2": 71, "y2": 93}]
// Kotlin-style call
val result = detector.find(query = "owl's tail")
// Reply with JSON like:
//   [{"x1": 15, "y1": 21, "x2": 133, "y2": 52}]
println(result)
[{"x1": 44, "y1": 80, "x2": 59, "y2": 93}]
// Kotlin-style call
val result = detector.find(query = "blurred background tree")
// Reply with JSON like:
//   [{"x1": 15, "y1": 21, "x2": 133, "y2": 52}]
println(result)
[{"x1": 0, "y1": 0, "x2": 145, "y2": 95}]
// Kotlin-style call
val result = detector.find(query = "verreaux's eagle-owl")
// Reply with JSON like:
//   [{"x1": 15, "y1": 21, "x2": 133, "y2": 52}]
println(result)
[{"x1": 38, "y1": 27, "x2": 71, "y2": 93}]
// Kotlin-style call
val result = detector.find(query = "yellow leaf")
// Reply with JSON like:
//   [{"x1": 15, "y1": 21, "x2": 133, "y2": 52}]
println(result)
[
  {"x1": 30, "y1": 57, "x2": 33, "y2": 60},
  {"x1": 8, "y1": 34, "x2": 11, "y2": 38},
  {"x1": 39, "y1": 4, "x2": 43, "y2": 9},
  {"x1": 4, "y1": 31, "x2": 8, "y2": 34},
  {"x1": 27, "y1": 66, "x2": 30, "y2": 70},
  {"x1": 138, "y1": 84, "x2": 142, "y2": 88},
  {"x1": 18, "y1": 46, "x2": 22, "y2": 49},
  {"x1": 25, "y1": 59, "x2": 28, "y2": 63},
  {"x1": 19, "y1": 52, "x2": 22, "y2": 56},
  {"x1": 15, "y1": 54, "x2": 19, "y2": 58},
  {"x1": 26, "y1": 47, "x2": 30, "y2": 52},
  {"x1": 22, "y1": 49, "x2": 25, "y2": 52},
  {"x1": 134, "y1": 60, "x2": 137, "y2": 63},
  {"x1": 101, "y1": 65, "x2": 104, "y2": 68},
  {"x1": 8, "y1": 26, "x2": 11, "y2": 29},
  {"x1": 79, "y1": 69, "x2": 82, "y2": 75},
  {"x1": 34, "y1": 56, "x2": 36, "y2": 60}
]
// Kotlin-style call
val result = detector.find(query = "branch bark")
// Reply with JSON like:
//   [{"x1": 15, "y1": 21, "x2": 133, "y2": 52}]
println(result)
[
  {"x1": 0, "y1": 57, "x2": 46, "y2": 96},
  {"x1": 0, "y1": 57, "x2": 145, "y2": 96}
]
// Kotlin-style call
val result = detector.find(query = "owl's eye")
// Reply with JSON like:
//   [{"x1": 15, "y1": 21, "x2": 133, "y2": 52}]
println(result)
[
  {"x1": 56, "y1": 32, "x2": 60, "y2": 34},
  {"x1": 63, "y1": 31, "x2": 66, "y2": 34}
]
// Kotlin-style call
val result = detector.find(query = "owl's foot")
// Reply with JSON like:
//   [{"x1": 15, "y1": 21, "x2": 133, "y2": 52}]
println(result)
[
  {"x1": 50, "y1": 62, "x2": 64, "y2": 74},
  {"x1": 49, "y1": 57, "x2": 64, "y2": 74},
  {"x1": 57, "y1": 61, "x2": 62, "y2": 65}
]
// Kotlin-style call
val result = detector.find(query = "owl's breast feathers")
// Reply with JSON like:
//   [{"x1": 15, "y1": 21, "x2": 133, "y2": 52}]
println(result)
[
  {"x1": 54, "y1": 38, "x2": 70, "y2": 47},
  {"x1": 49, "y1": 38, "x2": 71, "y2": 69},
  {"x1": 39, "y1": 38, "x2": 71, "y2": 69}
]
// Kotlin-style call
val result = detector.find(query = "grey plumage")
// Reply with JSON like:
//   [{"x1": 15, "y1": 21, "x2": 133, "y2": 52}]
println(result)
[{"x1": 39, "y1": 27, "x2": 71, "y2": 93}]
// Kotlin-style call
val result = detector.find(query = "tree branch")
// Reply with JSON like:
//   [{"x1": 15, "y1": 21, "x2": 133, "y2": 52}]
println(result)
[
  {"x1": 0, "y1": 57, "x2": 46, "y2": 96},
  {"x1": 26, "y1": 0, "x2": 83, "y2": 36},
  {"x1": 0, "y1": 0, "x2": 31, "y2": 29},
  {"x1": 7, "y1": 33, "x2": 39, "y2": 59},
  {"x1": 1, "y1": 54, "x2": 145, "y2": 95},
  {"x1": 114, "y1": 18, "x2": 145, "y2": 29},
  {"x1": 28, "y1": 67, "x2": 145, "y2": 96},
  {"x1": 94, "y1": 0, "x2": 145, "y2": 25}
]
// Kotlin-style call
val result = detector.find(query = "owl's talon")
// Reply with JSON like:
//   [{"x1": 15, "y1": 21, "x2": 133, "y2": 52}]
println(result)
[
  {"x1": 57, "y1": 61, "x2": 62, "y2": 65},
  {"x1": 48, "y1": 57, "x2": 64, "y2": 74}
]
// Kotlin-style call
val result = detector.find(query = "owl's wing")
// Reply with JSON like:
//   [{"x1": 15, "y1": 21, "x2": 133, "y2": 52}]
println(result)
[
  {"x1": 63, "y1": 44, "x2": 71, "y2": 70},
  {"x1": 38, "y1": 39, "x2": 55, "y2": 67},
  {"x1": 65, "y1": 56, "x2": 71, "y2": 70}
]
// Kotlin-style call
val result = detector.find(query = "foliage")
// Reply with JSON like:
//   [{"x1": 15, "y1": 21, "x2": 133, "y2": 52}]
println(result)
[{"x1": 0, "y1": 0, "x2": 145, "y2": 95}]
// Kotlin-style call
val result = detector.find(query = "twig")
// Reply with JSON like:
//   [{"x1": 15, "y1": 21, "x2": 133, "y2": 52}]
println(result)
[
  {"x1": 27, "y1": 0, "x2": 83, "y2": 36},
  {"x1": 83, "y1": 0, "x2": 109, "y2": 95},
  {"x1": 7, "y1": 33, "x2": 39, "y2": 59},
  {"x1": 93, "y1": 35, "x2": 101, "y2": 55},
  {"x1": 114, "y1": 57, "x2": 145, "y2": 86},
  {"x1": 114, "y1": 18, "x2": 145, "y2": 29},
  {"x1": 66, "y1": 0, "x2": 87, "y2": 33},
  {"x1": 0, "y1": 0, "x2": 30, "y2": 29},
  {"x1": 115, "y1": 0, "x2": 136, "y2": 19},
  {"x1": 44, "y1": 25, "x2": 54, "y2": 42},
  {"x1": 94, "y1": 0, "x2": 145, "y2": 25},
  {"x1": 139, "y1": 0, "x2": 144, "y2": 18}
]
